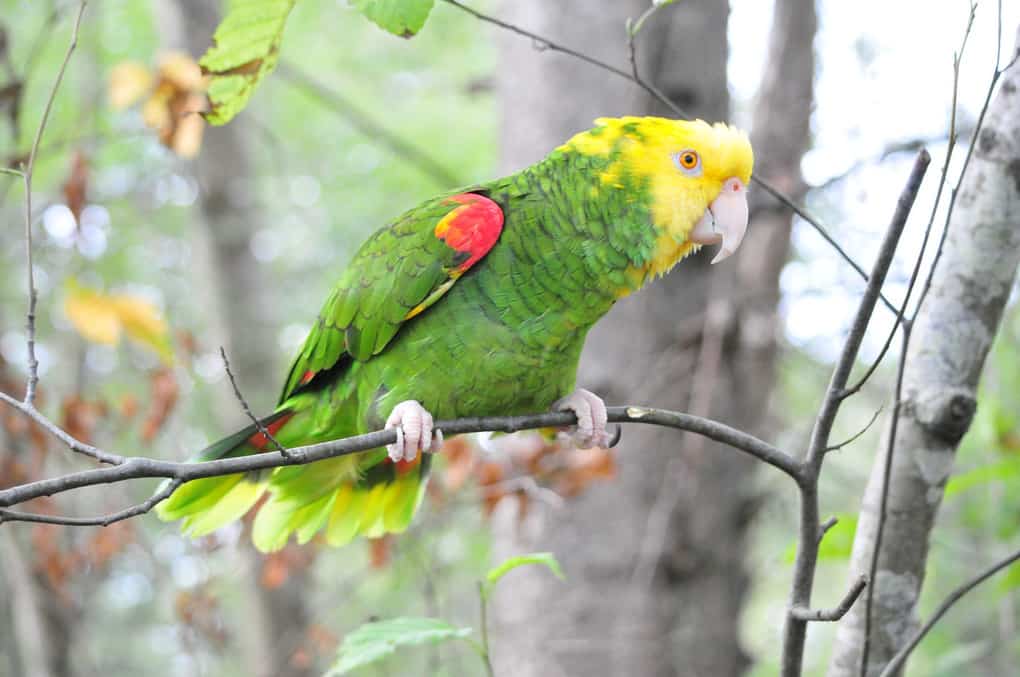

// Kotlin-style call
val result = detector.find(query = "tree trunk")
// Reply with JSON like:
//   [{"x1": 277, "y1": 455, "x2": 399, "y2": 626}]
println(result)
[
  {"x1": 158, "y1": 3, "x2": 313, "y2": 676},
  {"x1": 828, "y1": 31, "x2": 1020, "y2": 677},
  {"x1": 489, "y1": 1, "x2": 815, "y2": 675}
]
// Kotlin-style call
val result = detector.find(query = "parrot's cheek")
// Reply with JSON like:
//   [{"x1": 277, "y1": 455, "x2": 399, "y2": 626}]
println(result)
[{"x1": 689, "y1": 178, "x2": 749, "y2": 264}]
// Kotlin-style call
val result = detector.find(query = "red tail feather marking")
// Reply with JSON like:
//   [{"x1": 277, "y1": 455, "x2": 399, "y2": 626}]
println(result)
[
  {"x1": 384, "y1": 455, "x2": 420, "y2": 475},
  {"x1": 248, "y1": 413, "x2": 294, "y2": 452},
  {"x1": 300, "y1": 370, "x2": 315, "y2": 385}
]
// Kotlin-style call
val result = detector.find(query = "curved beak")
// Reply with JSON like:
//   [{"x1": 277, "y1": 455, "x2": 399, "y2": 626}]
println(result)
[{"x1": 689, "y1": 178, "x2": 749, "y2": 264}]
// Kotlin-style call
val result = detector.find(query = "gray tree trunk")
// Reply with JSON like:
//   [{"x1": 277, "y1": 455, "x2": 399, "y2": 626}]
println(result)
[
  {"x1": 489, "y1": 1, "x2": 815, "y2": 675},
  {"x1": 827, "y1": 30, "x2": 1020, "y2": 677},
  {"x1": 158, "y1": 3, "x2": 313, "y2": 676}
]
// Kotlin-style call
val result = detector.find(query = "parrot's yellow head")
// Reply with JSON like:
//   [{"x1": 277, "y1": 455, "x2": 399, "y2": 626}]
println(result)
[{"x1": 560, "y1": 116, "x2": 754, "y2": 279}]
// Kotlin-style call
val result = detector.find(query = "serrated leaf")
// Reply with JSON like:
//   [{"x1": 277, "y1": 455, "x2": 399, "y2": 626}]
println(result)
[
  {"x1": 326, "y1": 617, "x2": 472, "y2": 675},
  {"x1": 199, "y1": 0, "x2": 297, "y2": 125},
  {"x1": 352, "y1": 0, "x2": 435, "y2": 37},
  {"x1": 483, "y1": 552, "x2": 565, "y2": 598}
]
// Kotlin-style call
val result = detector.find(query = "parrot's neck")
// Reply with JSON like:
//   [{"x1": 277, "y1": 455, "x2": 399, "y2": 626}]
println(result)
[{"x1": 515, "y1": 149, "x2": 684, "y2": 295}]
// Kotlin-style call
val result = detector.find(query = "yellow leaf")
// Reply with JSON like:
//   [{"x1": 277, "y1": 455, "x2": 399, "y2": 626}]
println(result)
[
  {"x1": 158, "y1": 51, "x2": 208, "y2": 92},
  {"x1": 63, "y1": 281, "x2": 174, "y2": 364},
  {"x1": 171, "y1": 96, "x2": 207, "y2": 158},
  {"x1": 63, "y1": 282, "x2": 122, "y2": 345},
  {"x1": 141, "y1": 83, "x2": 174, "y2": 131},
  {"x1": 111, "y1": 294, "x2": 174, "y2": 363},
  {"x1": 108, "y1": 61, "x2": 153, "y2": 110}
]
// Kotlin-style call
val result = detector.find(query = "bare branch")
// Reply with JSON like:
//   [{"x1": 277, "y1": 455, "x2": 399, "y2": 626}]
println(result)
[
  {"x1": 842, "y1": 7, "x2": 977, "y2": 400},
  {"x1": 790, "y1": 575, "x2": 868, "y2": 622},
  {"x1": 0, "y1": 405, "x2": 799, "y2": 515},
  {"x1": 878, "y1": 548, "x2": 1020, "y2": 677},
  {"x1": 818, "y1": 516, "x2": 839, "y2": 544},
  {"x1": 0, "y1": 480, "x2": 182, "y2": 527},
  {"x1": 0, "y1": 390, "x2": 124, "y2": 465},
  {"x1": 825, "y1": 406, "x2": 883, "y2": 453},
  {"x1": 220, "y1": 347, "x2": 290, "y2": 458},
  {"x1": 859, "y1": 18, "x2": 1019, "y2": 675},
  {"x1": 20, "y1": 0, "x2": 87, "y2": 406},
  {"x1": 781, "y1": 150, "x2": 930, "y2": 677}
]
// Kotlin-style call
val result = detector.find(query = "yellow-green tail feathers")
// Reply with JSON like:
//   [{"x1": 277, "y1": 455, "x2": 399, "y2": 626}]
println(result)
[{"x1": 156, "y1": 414, "x2": 431, "y2": 552}]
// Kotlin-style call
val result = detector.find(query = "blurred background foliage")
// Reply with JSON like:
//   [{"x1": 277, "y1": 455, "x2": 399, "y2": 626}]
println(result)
[{"x1": 0, "y1": 1, "x2": 1016, "y2": 676}]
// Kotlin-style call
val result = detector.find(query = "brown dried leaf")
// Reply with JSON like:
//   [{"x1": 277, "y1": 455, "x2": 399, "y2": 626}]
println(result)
[
  {"x1": 141, "y1": 367, "x2": 178, "y2": 441},
  {"x1": 60, "y1": 395, "x2": 107, "y2": 445},
  {"x1": 62, "y1": 150, "x2": 89, "y2": 223},
  {"x1": 368, "y1": 535, "x2": 391, "y2": 569},
  {"x1": 259, "y1": 544, "x2": 316, "y2": 589}
]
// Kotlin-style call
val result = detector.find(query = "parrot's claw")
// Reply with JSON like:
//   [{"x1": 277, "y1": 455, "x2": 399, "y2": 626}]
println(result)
[
  {"x1": 554, "y1": 388, "x2": 612, "y2": 449},
  {"x1": 386, "y1": 400, "x2": 443, "y2": 462}
]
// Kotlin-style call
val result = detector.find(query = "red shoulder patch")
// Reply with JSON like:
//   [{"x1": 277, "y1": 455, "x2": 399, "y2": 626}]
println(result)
[{"x1": 434, "y1": 193, "x2": 504, "y2": 273}]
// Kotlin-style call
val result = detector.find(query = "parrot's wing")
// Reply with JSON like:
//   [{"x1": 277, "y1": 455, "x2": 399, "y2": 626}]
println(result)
[{"x1": 279, "y1": 192, "x2": 504, "y2": 403}]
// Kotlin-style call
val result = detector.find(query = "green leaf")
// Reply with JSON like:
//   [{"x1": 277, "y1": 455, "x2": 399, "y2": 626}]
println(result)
[
  {"x1": 945, "y1": 457, "x2": 1020, "y2": 498},
  {"x1": 199, "y1": 0, "x2": 298, "y2": 125},
  {"x1": 483, "y1": 552, "x2": 565, "y2": 598},
  {"x1": 352, "y1": 0, "x2": 435, "y2": 37},
  {"x1": 784, "y1": 514, "x2": 858, "y2": 563},
  {"x1": 327, "y1": 617, "x2": 472, "y2": 675}
]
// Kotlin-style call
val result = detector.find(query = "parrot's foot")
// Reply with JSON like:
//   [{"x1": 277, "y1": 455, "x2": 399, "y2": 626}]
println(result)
[
  {"x1": 554, "y1": 388, "x2": 612, "y2": 449},
  {"x1": 385, "y1": 400, "x2": 444, "y2": 462}
]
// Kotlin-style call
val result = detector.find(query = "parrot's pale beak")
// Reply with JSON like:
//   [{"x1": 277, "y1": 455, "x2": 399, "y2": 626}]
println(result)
[{"x1": 689, "y1": 178, "x2": 749, "y2": 264}]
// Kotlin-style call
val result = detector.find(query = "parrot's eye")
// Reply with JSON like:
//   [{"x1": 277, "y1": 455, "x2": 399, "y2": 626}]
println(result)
[{"x1": 673, "y1": 150, "x2": 702, "y2": 177}]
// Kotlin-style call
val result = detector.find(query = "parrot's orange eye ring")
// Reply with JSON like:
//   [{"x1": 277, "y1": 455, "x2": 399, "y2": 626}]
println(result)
[{"x1": 672, "y1": 150, "x2": 702, "y2": 176}]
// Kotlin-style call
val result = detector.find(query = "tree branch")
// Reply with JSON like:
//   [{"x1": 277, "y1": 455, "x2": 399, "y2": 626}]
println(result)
[
  {"x1": 789, "y1": 575, "x2": 868, "y2": 622},
  {"x1": 0, "y1": 390, "x2": 124, "y2": 465},
  {"x1": 780, "y1": 150, "x2": 930, "y2": 677},
  {"x1": 220, "y1": 347, "x2": 289, "y2": 458},
  {"x1": 0, "y1": 405, "x2": 799, "y2": 522},
  {"x1": 877, "y1": 547, "x2": 1020, "y2": 677},
  {"x1": 19, "y1": 0, "x2": 87, "y2": 405}
]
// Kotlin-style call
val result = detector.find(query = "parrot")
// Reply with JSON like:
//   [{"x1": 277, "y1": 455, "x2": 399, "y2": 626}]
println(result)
[{"x1": 156, "y1": 116, "x2": 754, "y2": 552}]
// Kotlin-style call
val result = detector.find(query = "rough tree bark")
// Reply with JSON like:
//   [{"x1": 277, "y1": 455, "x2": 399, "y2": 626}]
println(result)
[
  {"x1": 489, "y1": 1, "x2": 815, "y2": 675},
  {"x1": 157, "y1": 3, "x2": 313, "y2": 676},
  {"x1": 828, "y1": 30, "x2": 1020, "y2": 677}
]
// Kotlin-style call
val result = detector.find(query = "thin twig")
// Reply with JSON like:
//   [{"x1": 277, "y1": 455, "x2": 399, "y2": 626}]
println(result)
[
  {"x1": 790, "y1": 575, "x2": 868, "y2": 622},
  {"x1": 825, "y1": 406, "x2": 883, "y2": 452},
  {"x1": 440, "y1": 0, "x2": 896, "y2": 313},
  {"x1": 276, "y1": 63, "x2": 461, "y2": 188},
  {"x1": 20, "y1": 0, "x2": 87, "y2": 406},
  {"x1": 842, "y1": 6, "x2": 976, "y2": 399},
  {"x1": 878, "y1": 547, "x2": 1020, "y2": 677},
  {"x1": 914, "y1": 1, "x2": 1012, "y2": 324},
  {"x1": 0, "y1": 405, "x2": 799, "y2": 521},
  {"x1": 818, "y1": 516, "x2": 839, "y2": 544},
  {"x1": 0, "y1": 390, "x2": 123, "y2": 465},
  {"x1": 219, "y1": 347, "x2": 290, "y2": 458},
  {"x1": 780, "y1": 151, "x2": 930, "y2": 677},
  {"x1": 0, "y1": 480, "x2": 182, "y2": 527}
]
